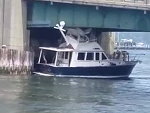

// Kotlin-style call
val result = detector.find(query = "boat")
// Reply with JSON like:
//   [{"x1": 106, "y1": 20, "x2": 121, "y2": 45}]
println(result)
[{"x1": 34, "y1": 21, "x2": 138, "y2": 78}]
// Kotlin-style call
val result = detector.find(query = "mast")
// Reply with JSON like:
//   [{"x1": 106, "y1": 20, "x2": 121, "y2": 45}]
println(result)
[
  {"x1": 54, "y1": 21, "x2": 78, "y2": 49},
  {"x1": 54, "y1": 21, "x2": 70, "y2": 46}
]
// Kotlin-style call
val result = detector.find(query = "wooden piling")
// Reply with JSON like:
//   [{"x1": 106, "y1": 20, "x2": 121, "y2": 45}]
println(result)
[{"x1": 0, "y1": 48, "x2": 34, "y2": 75}]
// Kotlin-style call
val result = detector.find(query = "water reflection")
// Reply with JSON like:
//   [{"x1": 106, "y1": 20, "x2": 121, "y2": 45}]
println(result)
[
  {"x1": 16, "y1": 75, "x2": 150, "y2": 113},
  {"x1": 18, "y1": 76, "x2": 116, "y2": 113},
  {"x1": 0, "y1": 75, "x2": 150, "y2": 113},
  {"x1": 0, "y1": 76, "x2": 27, "y2": 113}
]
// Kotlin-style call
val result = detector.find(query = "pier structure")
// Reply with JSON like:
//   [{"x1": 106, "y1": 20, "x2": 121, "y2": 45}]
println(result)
[{"x1": 0, "y1": 0, "x2": 32, "y2": 74}]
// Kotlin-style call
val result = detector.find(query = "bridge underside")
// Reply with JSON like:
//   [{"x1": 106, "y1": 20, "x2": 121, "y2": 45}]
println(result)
[{"x1": 27, "y1": 1, "x2": 150, "y2": 31}]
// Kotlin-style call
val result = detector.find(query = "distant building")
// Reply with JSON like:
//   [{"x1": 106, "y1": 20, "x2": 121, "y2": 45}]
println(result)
[
  {"x1": 117, "y1": 38, "x2": 136, "y2": 47},
  {"x1": 115, "y1": 38, "x2": 150, "y2": 50}
]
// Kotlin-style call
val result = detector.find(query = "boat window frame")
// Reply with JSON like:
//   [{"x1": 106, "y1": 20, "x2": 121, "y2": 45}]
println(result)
[
  {"x1": 38, "y1": 49, "x2": 43, "y2": 63},
  {"x1": 95, "y1": 52, "x2": 100, "y2": 61},
  {"x1": 77, "y1": 51, "x2": 107, "y2": 61},
  {"x1": 55, "y1": 51, "x2": 72, "y2": 66},
  {"x1": 58, "y1": 51, "x2": 69, "y2": 60},
  {"x1": 64, "y1": 52, "x2": 69, "y2": 59},
  {"x1": 77, "y1": 52, "x2": 86, "y2": 60},
  {"x1": 38, "y1": 49, "x2": 57, "y2": 64},
  {"x1": 86, "y1": 52, "x2": 94, "y2": 61},
  {"x1": 102, "y1": 52, "x2": 107, "y2": 60}
]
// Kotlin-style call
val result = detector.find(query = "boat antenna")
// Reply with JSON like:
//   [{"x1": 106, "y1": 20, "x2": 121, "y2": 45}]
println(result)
[{"x1": 54, "y1": 21, "x2": 70, "y2": 46}]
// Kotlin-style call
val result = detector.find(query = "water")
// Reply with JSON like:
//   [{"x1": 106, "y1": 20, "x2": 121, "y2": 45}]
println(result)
[{"x1": 0, "y1": 50, "x2": 150, "y2": 113}]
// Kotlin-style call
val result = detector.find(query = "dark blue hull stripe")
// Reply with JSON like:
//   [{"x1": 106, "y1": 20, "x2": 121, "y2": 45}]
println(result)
[{"x1": 34, "y1": 64, "x2": 136, "y2": 78}]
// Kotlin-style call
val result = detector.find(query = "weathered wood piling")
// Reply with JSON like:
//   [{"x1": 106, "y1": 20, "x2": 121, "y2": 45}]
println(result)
[{"x1": 0, "y1": 47, "x2": 34, "y2": 75}]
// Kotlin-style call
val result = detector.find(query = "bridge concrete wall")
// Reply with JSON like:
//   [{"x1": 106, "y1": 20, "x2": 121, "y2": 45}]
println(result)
[
  {"x1": 0, "y1": 0, "x2": 11, "y2": 47},
  {"x1": 0, "y1": 0, "x2": 29, "y2": 50},
  {"x1": 0, "y1": 0, "x2": 3, "y2": 44}
]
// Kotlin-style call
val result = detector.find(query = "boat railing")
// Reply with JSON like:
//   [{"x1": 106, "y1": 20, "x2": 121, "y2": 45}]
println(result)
[
  {"x1": 129, "y1": 54, "x2": 144, "y2": 63},
  {"x1": 111, "y1": 50, "x2": 143, "y2": 62},
  {"x1": 111, "y1": 50, "x2": 128, "y2": 61}
]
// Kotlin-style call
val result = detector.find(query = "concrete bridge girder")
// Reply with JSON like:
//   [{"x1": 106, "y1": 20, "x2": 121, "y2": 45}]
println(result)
[
  {"x1": 28, "y1": 1, "x2": 150, "y2": 31},
  {"x1": 32, "y1": 0, "x2": 150, "y2": 11}
]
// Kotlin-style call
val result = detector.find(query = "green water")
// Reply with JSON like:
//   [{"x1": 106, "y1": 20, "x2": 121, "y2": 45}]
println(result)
[{"x1": 0, "y1": 50, "x2": 150, "y2": 113}]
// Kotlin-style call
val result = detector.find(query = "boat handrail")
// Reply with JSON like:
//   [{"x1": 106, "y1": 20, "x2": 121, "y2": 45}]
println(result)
[
  {"x1": 38, "y1": 63, "x2": 56, "y2": 67},
  {"x1": 39, "y1": 47, "x2": 73, "y2": 52}
]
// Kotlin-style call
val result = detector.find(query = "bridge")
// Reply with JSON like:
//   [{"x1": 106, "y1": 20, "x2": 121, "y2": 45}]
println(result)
[
  {"x1": 36, "y1": 0, "x2": 150, "y2": 10},
  {"x1": 28, "y1": 0, "x2": 150, "y2": 31},
  {"x1": 0, "y1": 0, "x2": 150, "y2": 52}
]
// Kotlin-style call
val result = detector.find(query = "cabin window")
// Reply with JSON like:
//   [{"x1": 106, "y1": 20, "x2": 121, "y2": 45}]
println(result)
[
  {"x1": 39, "y1": 50, "x2": 56, "y2": 64},
  {"x1": 58, "y1": 52, "x2": 63, "y2": 59},
  {"x1": 86, "y1": 53, "x2": 94, "y2": 60},
  {"x1": 59, "y1": 52, "x2": 68, "y2": 59},
  {"x1": 64, "y1": 52, "x2": 68, "y2": 59},
  {"x1": 95, "y1": 53, "x2": 99, "y2": 60},
  {"x1": 77, "y1": 53, "x2": 85, "y2": 60},
  {"x1": 102, "y1": 53, "x2": 107, "y2": 60}
]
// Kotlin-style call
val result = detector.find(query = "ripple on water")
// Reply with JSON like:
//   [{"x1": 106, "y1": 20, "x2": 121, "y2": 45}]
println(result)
[{"x1": 0, "y1": 50, "x2": 150, "y2": 113}]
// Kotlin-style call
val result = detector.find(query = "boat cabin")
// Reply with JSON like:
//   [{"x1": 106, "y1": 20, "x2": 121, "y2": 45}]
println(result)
[{"x1": 37, "y1": 42, "x2": 111, "y2": 67}]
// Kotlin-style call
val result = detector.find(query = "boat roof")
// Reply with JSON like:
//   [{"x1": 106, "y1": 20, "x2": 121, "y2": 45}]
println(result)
[
  {"x1": 76, "y1": 42, "x2": 104, "y2": 52},
  {"x1": 39, "y1": 42, "x2": 104, "y2": 52},
  {"x1": 39, "y1": 47, "x2": 74, "y2": 52}
]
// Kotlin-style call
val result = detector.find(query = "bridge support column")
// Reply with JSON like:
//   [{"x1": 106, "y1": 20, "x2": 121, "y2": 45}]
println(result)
[
  {"x1": 0, "y1": 0, "x2": 3, "y2": 44},
  {"x1": 0, "y1": 0, "x2": 29, "y2": 50},
  {"x1": 98, "y1": 32, "x2": 115, "y2": 56}
]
